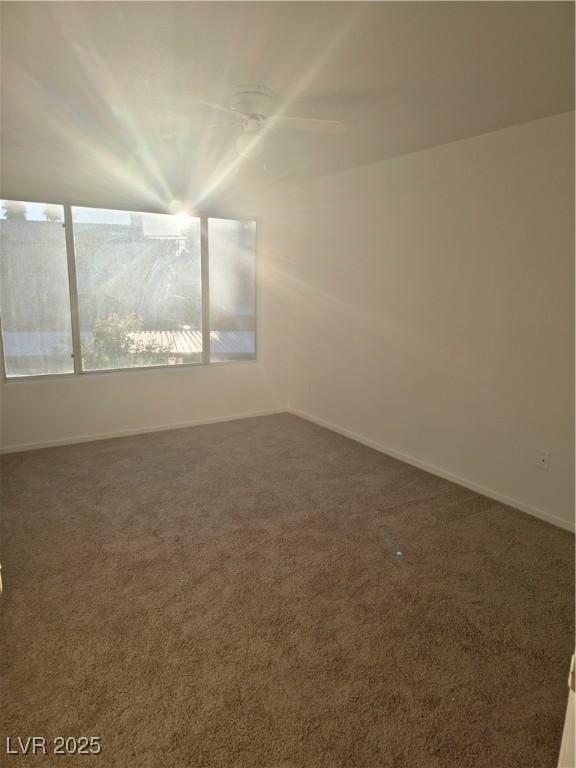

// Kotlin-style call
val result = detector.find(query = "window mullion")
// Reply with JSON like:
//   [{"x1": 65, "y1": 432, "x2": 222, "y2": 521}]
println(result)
[
  {"x1": 63, "y1": 204, "x2": 83, "y2": 374},
  {"x1": 200, "y1": 215, "x2": 210, "y2": 364}
]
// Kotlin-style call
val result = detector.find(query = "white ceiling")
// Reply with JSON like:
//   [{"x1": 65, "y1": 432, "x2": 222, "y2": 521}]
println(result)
[{"x1": 1, "y1": 1, "x2": 573, "y2": 212}]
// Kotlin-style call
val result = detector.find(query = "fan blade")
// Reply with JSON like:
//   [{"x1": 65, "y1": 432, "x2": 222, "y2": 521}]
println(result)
[{"x1": 267, "y1": 116, "x2": 346, "y2": 135}]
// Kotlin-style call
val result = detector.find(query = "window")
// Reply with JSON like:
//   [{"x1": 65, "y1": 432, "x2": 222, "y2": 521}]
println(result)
[
  {"x1": 0, "y1": 201, "x2": 74, "y2": 376},
  {"x1": 0, "y1": 200, "x2": 256, "y2": 378},
  {"x1": 72, "y1": 207, "x2": 202, "y2": 371},
  {"x1": 208, "y1": 218, "x2": 256, "y2": 362}
]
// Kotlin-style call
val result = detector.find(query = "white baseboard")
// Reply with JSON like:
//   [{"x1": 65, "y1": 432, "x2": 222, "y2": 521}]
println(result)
[
  {"x1": 0, "y1": 408, "x2": 286, "y2": 455},
  {"x1": 289, "y1": 408, "x2": 575, "y2": 533}
]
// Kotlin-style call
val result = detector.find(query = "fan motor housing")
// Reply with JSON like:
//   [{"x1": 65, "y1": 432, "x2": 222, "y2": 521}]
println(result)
[{"x1": 230, "y1": 86, "x2": 274, "y2": 117}]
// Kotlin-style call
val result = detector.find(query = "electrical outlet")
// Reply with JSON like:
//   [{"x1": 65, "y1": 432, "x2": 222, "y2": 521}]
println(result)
[{"x1": 537, "y1": 450, "x2": 551, "y2": 471}]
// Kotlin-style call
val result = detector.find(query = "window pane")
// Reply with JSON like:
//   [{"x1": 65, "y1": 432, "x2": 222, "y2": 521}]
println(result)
[
  {"x1": 208, "y1": 218, "x2": 256, "y2": 362},
  {"x1": 72, "y1": 207, "x2": 202, "y2": 371},
  {"x1": 0, "y1": 200, "x2": 74, "y2": 377}
]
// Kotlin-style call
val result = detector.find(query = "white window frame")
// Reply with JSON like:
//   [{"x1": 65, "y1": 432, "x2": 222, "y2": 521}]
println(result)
[{"x1": 0, "y1": 199, "x2": 258, "y2": 381}]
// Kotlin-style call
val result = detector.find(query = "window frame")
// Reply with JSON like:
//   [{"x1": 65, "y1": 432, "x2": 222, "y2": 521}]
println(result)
[{"x1": 0, "y1": 199, "x2": 258, "y2": 382}]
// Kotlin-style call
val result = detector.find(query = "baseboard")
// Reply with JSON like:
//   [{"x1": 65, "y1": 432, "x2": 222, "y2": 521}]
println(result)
[
  {"x1": 0, "y1": 408, "x2": 287, "y2": 455},
  {"x1": 289, "y1": 408, "x2": 575, "y2": 533}
]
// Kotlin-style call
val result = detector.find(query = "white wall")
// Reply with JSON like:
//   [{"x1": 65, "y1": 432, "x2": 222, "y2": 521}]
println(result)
[
  {"x1": 289, "y1": 113, "x2": 574, "y2": 530},
  {"x1": 0, "y1": 192, "x2": 295, "y2": 451}
]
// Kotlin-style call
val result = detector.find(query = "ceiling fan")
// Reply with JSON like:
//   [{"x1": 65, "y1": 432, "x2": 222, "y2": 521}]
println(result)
[{"x1": 199, "y1": 85, "x2": 347, "y2": 158}]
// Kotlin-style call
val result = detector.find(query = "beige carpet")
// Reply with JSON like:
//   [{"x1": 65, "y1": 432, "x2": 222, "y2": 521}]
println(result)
[{"x1": 1, "y1": 413, "x2": 573, "y2": 767}]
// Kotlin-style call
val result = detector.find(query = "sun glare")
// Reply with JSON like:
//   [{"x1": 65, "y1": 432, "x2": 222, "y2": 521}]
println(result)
[{"x1": 175, "y1": 212, "x2": 192, "y2": 227}]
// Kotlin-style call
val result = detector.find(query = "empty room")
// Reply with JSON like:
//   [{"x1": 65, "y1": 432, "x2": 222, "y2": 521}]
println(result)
[{"x1": 0, "y1": 2, "x2": 574, "y2": 766}]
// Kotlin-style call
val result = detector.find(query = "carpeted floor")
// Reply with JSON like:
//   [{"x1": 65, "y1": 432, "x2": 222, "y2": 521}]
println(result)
[{"x1": 1, "y1": 413, "x2": 574, "y2": 767}]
